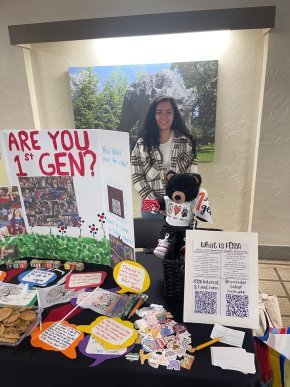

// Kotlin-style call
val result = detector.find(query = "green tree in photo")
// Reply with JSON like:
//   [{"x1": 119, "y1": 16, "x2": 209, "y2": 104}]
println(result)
[
  {"x1": 95, "y1": 69, "x2": 128, "y2": 129},
  {"x1": 135, "y1": 65, "x2": 148, "y2": 80},
  {"x1": 170, "y1": 61, "x2": 218, "y2": 146},
  {"x1": 71, "y1": 67, "x2": 99, "y2": 129}
]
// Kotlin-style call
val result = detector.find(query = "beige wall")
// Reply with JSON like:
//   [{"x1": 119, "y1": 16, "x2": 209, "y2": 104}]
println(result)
[
  {"x1": 27, "y1": 29, "x2": 265, "y2": 232},
  {"x1": 0, "y1": 0, "x2": 289, "y2": 248},
  {"x1": 252, "y1": 4, "x2": 290, "y2": 246}
]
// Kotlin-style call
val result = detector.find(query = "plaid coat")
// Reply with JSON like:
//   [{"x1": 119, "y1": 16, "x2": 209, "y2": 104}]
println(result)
[{"x1": 131, "y1": 133, "x2": 198, "y2": 199}]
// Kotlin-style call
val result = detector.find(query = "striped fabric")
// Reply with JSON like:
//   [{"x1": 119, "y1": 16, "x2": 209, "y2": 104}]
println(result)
[{"x1": 131, "y1": 133, "x2": 198, "y2": 199}]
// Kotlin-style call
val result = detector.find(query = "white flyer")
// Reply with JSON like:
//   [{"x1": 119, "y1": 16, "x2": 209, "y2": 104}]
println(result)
[
  {"x1": 183, "y1": 230, "x2": 259, "y2": 329},
  {"x1": 210, "y1": 323, "x2": 245, "y2": 347}
]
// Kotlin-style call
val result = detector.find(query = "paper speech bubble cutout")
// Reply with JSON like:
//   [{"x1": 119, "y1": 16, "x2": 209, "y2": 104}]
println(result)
[
  {"x1": 78, "y1": 335, "x2": 135, "y2": 366},
  {"x1": 65, "y1": 271, "x2": 107, "y2": 290},
  {"x1": 113, "y1": 260, "x2": 150, "y2": 293},
  {"x1": 77, "y1": 316, "x2": 137, "y2": 349},
  {"x1": 18, "y1": 269, "x2": 57, "y2": 288},
  {"x1": 31, "y1": 320, "x2": 84, "y2": 359},
  {"x1": 0, "y1": 271, "x2": 7, "y2": 281}
]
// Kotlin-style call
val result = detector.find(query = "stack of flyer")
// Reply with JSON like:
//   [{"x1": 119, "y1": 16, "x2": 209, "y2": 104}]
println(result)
[{"x1": 211, "y1": 347, "x2": 256, "y2": 374}]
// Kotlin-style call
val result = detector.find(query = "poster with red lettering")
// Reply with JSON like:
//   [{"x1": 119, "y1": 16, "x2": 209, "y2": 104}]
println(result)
[{"x1": 0, "y1": 129, "x2": 135, "y2": 267}]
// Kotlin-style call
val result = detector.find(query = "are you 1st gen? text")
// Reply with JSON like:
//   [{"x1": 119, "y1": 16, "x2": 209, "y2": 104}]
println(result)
[{"x1": 8, "y1": 130, "x2": 97, "y2": 177}]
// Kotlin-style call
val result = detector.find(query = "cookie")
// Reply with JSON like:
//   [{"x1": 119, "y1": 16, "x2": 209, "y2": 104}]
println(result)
[
  {"x1": 0, "y1": 306, "x2": 39, "y2": 345},
  {"x1": 20, "y1": 310, "x2": 37, "y2": 322},
  {"x1": 17, "y1": 319, "x2": 30, "y2": 334},
  {"x1": 0, "y1": 337, "x2": 18, "y2": 343},
  {"x1": 0, "y1": 307, "x2": 13, "y2": 322},
  {"x1": 2, "y1": 326, "x2": 20, "y2": 339},
  {"x1": 3, "y1": 310, "x2": 20, "y2": 325}
]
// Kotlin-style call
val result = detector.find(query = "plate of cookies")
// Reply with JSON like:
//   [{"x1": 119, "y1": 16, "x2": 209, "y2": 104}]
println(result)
[{"x1": 0, "y1": 305, "x2": 42, "y2": 346}]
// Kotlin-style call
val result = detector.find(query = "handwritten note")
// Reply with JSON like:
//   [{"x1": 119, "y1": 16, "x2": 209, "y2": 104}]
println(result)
[
  {"x1": 65, "y1": 272, "x2": 106, "y2": 290},
  {"x1": 86, "y1": 335, "x2": 127, "y2": 355},
  {"x1": 31, "y1": 320, "x2": 84, "y2": 359},
  {"x1": 113, "y1": 260, "x2": 150, "y2": 293},
  {"x1": 117, "y1": 263, "x2": 144, "y2": 291},
  {"x1": 77, "y1": 316, "x2": 137, "y2": 349},
  {"x1": 18, "y1": 269, "x2": 57, "y2": 287},
  {"x1": 78, "y1": 335, "x2": 135, "y2": 367},
  {"x1": 92, "y1": 318, "x2": 132, "y2": 345},
  {"x1": 101, "y1": 145, "x2": 128, "y2": 168},
  {"x1": 39, "y1": 323, "x2": 81, "y2": 350}
]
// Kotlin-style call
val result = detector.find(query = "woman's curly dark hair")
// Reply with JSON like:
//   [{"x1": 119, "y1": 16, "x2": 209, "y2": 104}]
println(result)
[{"x1": 137, "y1": 95, "x2": 197, "y2": 156}]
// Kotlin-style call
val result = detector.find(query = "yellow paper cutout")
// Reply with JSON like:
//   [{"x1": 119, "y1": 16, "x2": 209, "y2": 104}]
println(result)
[
  {"x1": 77, "y1": 316, "x2": 137, "y2": 349},
  {"x1": 31, "y1": 320, "x2": 84, "y2": 359},
  {"x1": 113, "y1": 260, "x2": 150, "y2": 293},
  {"x1": 0, "y1": 271, "x2": 7, "y2": 281}
]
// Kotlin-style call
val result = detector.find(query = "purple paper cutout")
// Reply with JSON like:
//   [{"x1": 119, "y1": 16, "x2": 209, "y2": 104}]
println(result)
[{"x1": 78, "y1": 334, "x2": 135, "y2": 366}]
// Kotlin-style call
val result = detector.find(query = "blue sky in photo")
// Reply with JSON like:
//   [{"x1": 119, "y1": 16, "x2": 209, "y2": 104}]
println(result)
[{"x1": 69, "y1": 63, "x2": 172, "y2": 90}]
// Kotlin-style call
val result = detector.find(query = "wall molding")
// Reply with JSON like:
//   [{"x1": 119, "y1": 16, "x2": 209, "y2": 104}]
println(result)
[
  {"x1": 8, "y1": 6, "x2": 276, "y2": 45},
  {"x1": 258, "y1": 245, "x2": 290, "y2": 260}
]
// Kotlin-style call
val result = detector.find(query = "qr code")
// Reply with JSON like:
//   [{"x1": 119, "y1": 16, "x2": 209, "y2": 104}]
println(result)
[
  {"x1": 112, "y1": 198, "x2": 121, "y2": 216},
  {"x1": 194, "y1": 291, "x2": 217, "y2": 314},
  {"x1": 226, "y1": 294, "x2": 249, "y2": 317}
]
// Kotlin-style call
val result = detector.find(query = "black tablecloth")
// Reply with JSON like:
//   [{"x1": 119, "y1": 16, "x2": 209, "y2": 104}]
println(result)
[{"x1": 0, "y1": 254, "x2": 261, "y2": 387}]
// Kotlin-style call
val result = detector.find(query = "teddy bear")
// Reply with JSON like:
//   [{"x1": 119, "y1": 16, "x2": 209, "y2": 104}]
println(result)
[{"x1": 142, "y1": 170, "x2": 202, "y2": 260}]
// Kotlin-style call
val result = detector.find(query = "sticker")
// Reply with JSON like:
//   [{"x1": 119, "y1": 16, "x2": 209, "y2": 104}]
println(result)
[
  {"x1": 18, "y1": 269, "x2": 57, "y2": 287},
  {"x1": 78, "y1": 335, "x2": 135, "y2": 367},
  {"x1": 148, "y1": 358, "x2": 160, "y2": 368},
  {"x1": 163, "y1": 349, "x2": 177, "y2": 362},
  {"x1": 31, "y1": 321, "x2": 84, "y2": 359},
  {"x1": 181, "y1": 337, "x2": 192, "y2": 351},
  {"x1": 113, "y1": 260, "x2": 150, "y2": 293},
  {"x1": 173, "y1": 323, "x2": 187, "y2": 334},
  {"x1": 77, "y1": 316, "x2": 137, "y2": 349},
  {"x1": 167, "y1": 359, "x2": 180, "y2": 371},
  {"x1": 141, "y1": 337, "x2": 159, "y2": 352},
  {"x1": 180, "y1": 354, "x2": 195, "y2": 370},
  {"x1": 160, "y1": 326, "x2": 173, "y2": 336},
  {"x1": 0, "y1": 271, "x2": 7, "y2": 281},
  {"x1": 174, "y1": 346, "x2": 186, "y2": 357},
  {"x1": 125, "y1": 352, "x2": 139, "y2": 361},
  {"x1": 139, "y1": 349, "x2": 151, "y2": 365},
  {"x1": 65, "y1": 271, "x2": 107, "y2": 290}
]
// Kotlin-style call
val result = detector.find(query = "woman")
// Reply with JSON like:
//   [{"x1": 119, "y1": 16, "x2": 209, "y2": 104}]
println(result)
[
  {"x1": 131, "y1": 95, "x2": 198, "y2": 219},
  {"x1": 10, "y1": 208, "x2": 26, "y2": 234}
]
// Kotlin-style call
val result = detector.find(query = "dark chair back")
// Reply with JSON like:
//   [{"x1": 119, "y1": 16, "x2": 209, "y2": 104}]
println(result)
[{"x1": 133, "y1": 217, "x2": 163, "y2": 249}]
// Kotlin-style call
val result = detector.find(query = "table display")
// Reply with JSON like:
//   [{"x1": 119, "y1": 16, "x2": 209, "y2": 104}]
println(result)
[{"x1": 0, "y1": 254, "x2": 261, "y2": 387}]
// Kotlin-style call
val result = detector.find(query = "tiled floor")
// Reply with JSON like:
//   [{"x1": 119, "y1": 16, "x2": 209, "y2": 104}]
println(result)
[{"x1": 259, "y1": 259, "x2": 290, "y2": 327}]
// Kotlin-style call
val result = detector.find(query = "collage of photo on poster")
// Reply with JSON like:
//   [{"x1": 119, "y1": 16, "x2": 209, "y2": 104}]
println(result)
[
  {"x1": 0, "y1": 186, "x2": 25, "y2": 260},
  {"x1": 19, "y1": 176, "x2": 79, "y2": 228}
]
